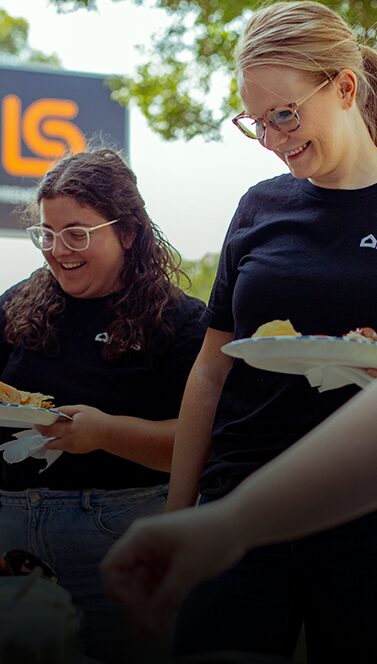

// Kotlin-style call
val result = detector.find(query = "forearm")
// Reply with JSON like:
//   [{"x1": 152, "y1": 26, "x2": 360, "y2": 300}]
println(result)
[
  {"x1": 101, "y1": 386, "x2": 377, "y2": 624},
  {"x1": 166, "y1": 372, "x2": 221, "y2": 510},
  {"x1": 98, "y1": 415, "x2": 176, "y2": 472},
  {"x1": 167, "y1": 329, "x2": 234, "y2": 512},
  {"x1": 223, "y1": 381, "x2": 377, "y2": 553}
]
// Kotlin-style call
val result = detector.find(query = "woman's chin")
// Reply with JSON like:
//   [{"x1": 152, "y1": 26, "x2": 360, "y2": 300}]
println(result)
[{"x1": 54, "y1": 278, "x2": 89, "y2": 298}]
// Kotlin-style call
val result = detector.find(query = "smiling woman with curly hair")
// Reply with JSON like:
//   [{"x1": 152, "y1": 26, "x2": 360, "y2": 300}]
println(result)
[
  {"x1": 5, "y1": 148, "x2": 185, "y2": 359},
  {"x1": 0, "y1": 146, "x2": 206, "y2": 664}
]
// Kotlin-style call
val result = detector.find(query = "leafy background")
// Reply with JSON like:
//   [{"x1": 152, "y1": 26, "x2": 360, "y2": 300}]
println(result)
[{"x1": 1, "y1": 0, "x2": 376, "y2": 301}]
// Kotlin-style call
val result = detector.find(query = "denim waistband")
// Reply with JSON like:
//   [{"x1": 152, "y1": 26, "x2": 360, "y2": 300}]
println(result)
[{"x1": 0, "y1": 484, "x2": 168, "y2": 508}]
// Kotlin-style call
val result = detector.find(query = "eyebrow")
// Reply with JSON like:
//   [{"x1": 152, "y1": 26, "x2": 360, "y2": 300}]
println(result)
[
  {"x1": 41, "y1": 221, "x2": 93, "y2": 229},
  {"x1": 242, "y1": 90, "x2": 290, "y2": 119}
]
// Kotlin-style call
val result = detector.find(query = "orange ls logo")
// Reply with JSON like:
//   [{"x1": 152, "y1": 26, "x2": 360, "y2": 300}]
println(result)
[{"x1": 2, "y1": 95, "x2": 86, "y2": 177}]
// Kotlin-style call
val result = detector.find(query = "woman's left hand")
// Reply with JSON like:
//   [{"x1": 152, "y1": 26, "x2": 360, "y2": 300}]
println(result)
[{"x1": 36, "y1": 405, "x2": 111, "y2": 454}]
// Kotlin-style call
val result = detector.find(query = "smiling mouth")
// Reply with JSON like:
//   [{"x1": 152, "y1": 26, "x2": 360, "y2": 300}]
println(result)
[
  {"x1": 284, "y1": 141, "x2": 311, "y2": 159},
  {"x1": 61, "y1": 261, "x2": 86, "y2": 270}
]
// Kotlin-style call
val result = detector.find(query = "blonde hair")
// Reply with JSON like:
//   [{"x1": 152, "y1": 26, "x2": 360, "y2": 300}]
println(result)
[{"x1": 235, "y1": 0, "x2": 377, "y2": 144}]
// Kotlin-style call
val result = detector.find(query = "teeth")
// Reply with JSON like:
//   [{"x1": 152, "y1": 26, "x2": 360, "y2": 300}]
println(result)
[
  {"x1": 285, "y1": 142, "x2": 309, "y2": 157},
  {"x1": 61, "y1": 262, "x2": 84, "y2": 269}
]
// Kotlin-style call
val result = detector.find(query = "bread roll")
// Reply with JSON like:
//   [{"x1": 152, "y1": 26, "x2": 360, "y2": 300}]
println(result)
[{"x1": 0, "y1": 380, "x2": 22, "y2": 405}]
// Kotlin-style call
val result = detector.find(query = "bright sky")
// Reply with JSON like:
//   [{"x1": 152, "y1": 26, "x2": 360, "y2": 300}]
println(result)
[{"x1": 0, "y1": 0, "x2": 287, "y2": 294}]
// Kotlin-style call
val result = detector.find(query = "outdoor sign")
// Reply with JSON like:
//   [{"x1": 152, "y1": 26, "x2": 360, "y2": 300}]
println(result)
[{"x1": 0, "y1": 64, "x2": 129, "y2": 233}]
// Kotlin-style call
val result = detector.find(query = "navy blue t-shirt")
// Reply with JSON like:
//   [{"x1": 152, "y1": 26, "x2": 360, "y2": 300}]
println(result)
[
  {"x1": 0, "y1": 284, "x2": 206, "y2": 490},
  {"x1": 200, "y1": 173, "x2": 377, "y2": 494}
]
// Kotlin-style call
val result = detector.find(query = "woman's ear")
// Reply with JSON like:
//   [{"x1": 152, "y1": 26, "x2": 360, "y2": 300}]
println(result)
[
  {"x1": 121, "y1": 231, "x2": 137, "y2": 250},
  {"x1": 336, "y1": 69, "x2": 358, "y2": 108}
]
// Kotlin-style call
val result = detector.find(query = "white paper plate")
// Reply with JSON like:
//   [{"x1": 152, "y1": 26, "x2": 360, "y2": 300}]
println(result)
[
  {"x1": 0, "y1": 404, "x2": 71, "y2": 428},
  {"x1": 221, "y1": 335, "x2": 377, "y2": 375}
]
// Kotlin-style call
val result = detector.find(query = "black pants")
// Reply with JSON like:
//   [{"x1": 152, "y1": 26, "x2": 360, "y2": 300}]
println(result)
[{"x1": 174, "y1": 502, "x2": 377, "y2": 664}]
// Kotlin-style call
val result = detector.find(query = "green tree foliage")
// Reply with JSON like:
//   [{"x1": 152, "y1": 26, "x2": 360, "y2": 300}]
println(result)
[
  {"x1": 0, "y1": 8, "x2": 29, "y2": 54},
  {"x1": 0, "y1": 8, "x2": 61, "y2": 66},
  {"x1": 181, "y1": 252, "x2": 219, "y2": 303},
  {"x1": 49, "y1": 0, "x2": 377, "y2": 140}
]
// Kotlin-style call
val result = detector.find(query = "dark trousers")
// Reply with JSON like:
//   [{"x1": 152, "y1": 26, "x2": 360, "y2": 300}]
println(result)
[{"x1": 174, "y1": 500, "x2": 377, "y2": 664}]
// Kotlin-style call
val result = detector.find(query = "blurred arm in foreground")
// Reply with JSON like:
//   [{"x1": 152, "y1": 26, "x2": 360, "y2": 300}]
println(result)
[{"x1": 101, "y1": 378, "x2": 377, "y2": 633}]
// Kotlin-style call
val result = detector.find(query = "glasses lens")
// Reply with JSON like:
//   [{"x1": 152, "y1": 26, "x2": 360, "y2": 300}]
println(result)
[
  {"x1": 29, "y1": 227, "x2": 54, "y2": 250},
  {"x1": 235, "y1": 117, "x2": 263, "y2": 139},
  {"x1": 3, "y1": 549, "x2": 58, "y2": 583},
  {"x1": 61, "y1": 228, "x2": 89, "y2": 251},
  {"x1": 267, "y1": 108, "x2": 299, "y2": 132}
]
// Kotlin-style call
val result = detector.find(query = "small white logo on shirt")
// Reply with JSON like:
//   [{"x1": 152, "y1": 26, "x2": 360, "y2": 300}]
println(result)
[
  {"x1": 95, "y1": 332, "x2": 110, "y2": 343},
  {"x1": 360, "y1": 234, "x2": 377, "y2": 249}
]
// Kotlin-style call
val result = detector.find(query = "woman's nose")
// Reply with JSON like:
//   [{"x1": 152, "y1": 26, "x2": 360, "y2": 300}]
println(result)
[
  {"x1": 51, "y1": 235, "x2": 72, "y2": 257},
  {"x1": 261, "y1": 126, "x2": 289, "y2": 151}
]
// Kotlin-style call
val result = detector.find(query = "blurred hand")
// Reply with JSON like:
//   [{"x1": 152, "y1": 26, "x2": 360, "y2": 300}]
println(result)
[
  {"x1": 36, "y1": 404, "x2": 111, "y2": 454},
  {"x1": 366, "y1": 369, "x2": 377, "y2": 378},
  {"x1": 101, "y1": 502, "x2": 244, "y2": 636}
]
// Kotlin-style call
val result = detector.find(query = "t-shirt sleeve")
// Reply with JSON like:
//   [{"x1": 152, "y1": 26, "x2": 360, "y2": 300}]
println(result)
[{"x1": 202, "y1": 190, "x2": 254, "y2": 332}]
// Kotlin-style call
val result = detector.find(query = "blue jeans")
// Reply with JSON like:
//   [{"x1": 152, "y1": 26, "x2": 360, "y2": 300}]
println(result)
[
  {"x1": 174, "y1": 493, "x2": 377, "y2": 664},
  {"x1": 0, "y1": 485, "x2": 169, "y2": 664}
]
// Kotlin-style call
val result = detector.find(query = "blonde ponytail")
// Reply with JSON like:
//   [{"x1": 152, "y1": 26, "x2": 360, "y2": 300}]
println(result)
[{"x1": 359, "y1": 45, "x2": 377, "y2": 143}]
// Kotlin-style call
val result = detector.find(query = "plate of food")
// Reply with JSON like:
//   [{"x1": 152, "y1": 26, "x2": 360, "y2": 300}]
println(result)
[
  {"x1": 221, "y1": 320, "x2": 377, "y2": 375},
  {"x1": 0, "y1": 381, "x2": 70, "y2": 428}
]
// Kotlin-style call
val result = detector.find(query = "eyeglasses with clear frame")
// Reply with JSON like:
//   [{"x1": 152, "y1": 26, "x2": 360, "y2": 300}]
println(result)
[
  {"x1": 26, "y1": 218, "x2": 120, "y2": 252},
  {"x1": 232, "y1": 74, "x2": 337, "y2": 141}
]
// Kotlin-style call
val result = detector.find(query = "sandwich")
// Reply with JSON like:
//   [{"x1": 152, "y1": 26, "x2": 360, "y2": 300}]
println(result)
[{"x1": 0, "y1": 380, "x2": 54, "y2": 408}]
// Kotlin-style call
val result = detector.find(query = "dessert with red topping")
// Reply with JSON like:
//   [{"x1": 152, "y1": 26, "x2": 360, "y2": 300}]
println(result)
[{"x1": 343, "y1": 327, "x2": 377, "y2": 342}]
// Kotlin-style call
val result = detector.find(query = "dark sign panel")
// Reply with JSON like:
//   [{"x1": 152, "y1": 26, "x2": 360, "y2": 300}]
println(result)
[{"x1": 0, "y1": 64, "x2": 129, "y2": 233}]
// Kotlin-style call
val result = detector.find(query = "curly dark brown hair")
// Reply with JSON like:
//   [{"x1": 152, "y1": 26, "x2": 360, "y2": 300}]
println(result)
[{"x1": 4, "y1": 147, "x2": 187, "y2": 359}]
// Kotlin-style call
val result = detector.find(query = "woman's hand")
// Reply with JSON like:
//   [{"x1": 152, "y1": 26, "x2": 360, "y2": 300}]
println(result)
[
  {"x1": 37, "y1": 405, "x2": 111, "y2": 454},
  {"x1": 38, "y1": 407, "x2": 176, "y2": 467},
  {"x1": 101, "y1": 501, "x2": 244, "y2": 635}
]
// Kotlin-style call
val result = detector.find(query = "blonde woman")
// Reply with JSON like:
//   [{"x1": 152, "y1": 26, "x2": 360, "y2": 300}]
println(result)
[{"x1": 104, "y1": 3, "x2": 377, "y2": 662}]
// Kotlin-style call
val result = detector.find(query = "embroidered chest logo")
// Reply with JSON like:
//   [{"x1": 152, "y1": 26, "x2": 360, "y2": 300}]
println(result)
[
  {"x1": 360, "y1": 234, "x2": 377, "y2": 249},
  {"x1": 95, "y1": 332, "x2": 109, "y2": 343},
  {"x1": 95, "y1": 332, "x2": 141, "y2": 351}
]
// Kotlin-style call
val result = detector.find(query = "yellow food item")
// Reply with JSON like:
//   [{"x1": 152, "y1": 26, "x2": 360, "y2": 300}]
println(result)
[{"x1": 252, "y1": 319, "x2": 301, "y2": 338}]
